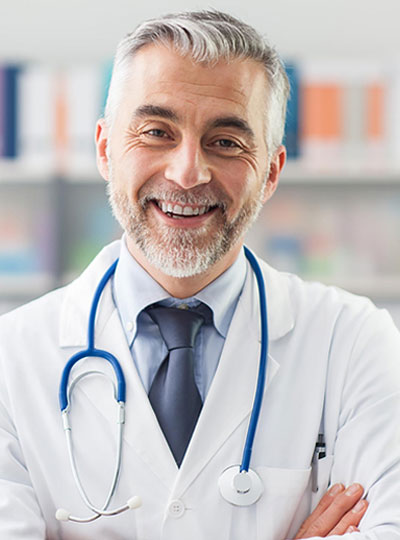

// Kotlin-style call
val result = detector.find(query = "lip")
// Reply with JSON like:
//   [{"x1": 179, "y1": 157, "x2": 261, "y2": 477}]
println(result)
[{"x1": 150, "y1": 200, "x2": 218, "y2": 228}]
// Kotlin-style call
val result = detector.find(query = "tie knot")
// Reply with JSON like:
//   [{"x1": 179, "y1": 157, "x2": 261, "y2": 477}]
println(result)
[{"x1": 147, "y1": 305, "x2": 208, "y2": 351}]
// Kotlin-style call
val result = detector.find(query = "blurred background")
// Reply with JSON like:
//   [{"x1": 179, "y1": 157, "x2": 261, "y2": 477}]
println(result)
[{"x1": 1, "y1": 0, "x2": 400, "y2": 327}]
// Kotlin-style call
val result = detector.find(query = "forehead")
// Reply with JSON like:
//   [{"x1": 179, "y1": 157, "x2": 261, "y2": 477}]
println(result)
[{"x1": 118, "y1": 44, "x2": 268, "y2": 125}]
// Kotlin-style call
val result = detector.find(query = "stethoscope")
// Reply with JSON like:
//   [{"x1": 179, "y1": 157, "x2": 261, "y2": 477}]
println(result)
[{"x1": 56, "y1": 246, "x2": 269, "y2": 523}]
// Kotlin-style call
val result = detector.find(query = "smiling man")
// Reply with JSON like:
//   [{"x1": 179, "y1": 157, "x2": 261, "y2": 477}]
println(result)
[
  {"x1": 97, "y1": 42, "x2": 282, "y2": 295},
  {"x1": 0, "y1": 10, "x2": 400, "y2": 540}
]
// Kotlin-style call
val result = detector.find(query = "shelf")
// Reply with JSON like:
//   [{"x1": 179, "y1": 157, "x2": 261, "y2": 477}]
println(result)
[
  {"x1": 281, "y1": 162, "x2": 400, "y2": 185},
  {"x1": 0, "y1": 273, "x2": 54, "y2": 298},
  {"x1": 1, "y1": 159, "x2": 400, "y2": 186},
  {"x1": 64, "y1": 167, "x2": 103, "y2": 184},
  {"x1": 0, "y1": 160, "x2": 55, "y2": 184},
  {"x1": 303, "y1": 275, "x2": 400, "y2": 301}
]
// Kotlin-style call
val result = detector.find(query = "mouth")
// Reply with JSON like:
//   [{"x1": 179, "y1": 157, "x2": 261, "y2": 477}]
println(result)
[{"x1": 152, "y1": 199, "x2": 219, "y2": 219}]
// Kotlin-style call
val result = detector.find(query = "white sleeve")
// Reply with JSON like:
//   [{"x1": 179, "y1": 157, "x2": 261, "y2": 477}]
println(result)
[
  {"x1": 302, "y1": 308, "x2": 400, "y2": 540},
  {"x1": 0, "y1": 371, "x2": 46, "y2": 539}
]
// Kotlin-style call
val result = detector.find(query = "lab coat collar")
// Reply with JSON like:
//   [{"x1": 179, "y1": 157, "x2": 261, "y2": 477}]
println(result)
[
  {"x1": 58, "y1": 241, "x2": 295, "y2": 489},
  {"x1": 59, "y1": 241, "x2": 294, "y2": 347}
]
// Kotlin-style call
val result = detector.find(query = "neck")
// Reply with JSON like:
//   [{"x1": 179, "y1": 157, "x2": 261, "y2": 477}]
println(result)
[{"x1": 125, "y1": 239, "x2": 243, "y2": 298}]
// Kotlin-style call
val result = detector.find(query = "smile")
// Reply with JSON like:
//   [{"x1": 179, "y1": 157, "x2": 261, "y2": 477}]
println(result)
[{"x1": 155, "y1": 200, "x2": 217, "y2": 219}]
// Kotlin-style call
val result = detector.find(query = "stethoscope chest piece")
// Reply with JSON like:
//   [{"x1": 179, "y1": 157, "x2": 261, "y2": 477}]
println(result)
[{"x1": 218, "y1": 465, "x2": 263, "y2": 506}]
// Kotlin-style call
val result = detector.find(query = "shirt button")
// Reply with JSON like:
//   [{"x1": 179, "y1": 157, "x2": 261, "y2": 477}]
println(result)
[
  {"x1": 126, "y1": 321, "x2": 134, "y2": 332},
  {"x1": 167, "y1": 499, "x2": 185, "y2": 518}
]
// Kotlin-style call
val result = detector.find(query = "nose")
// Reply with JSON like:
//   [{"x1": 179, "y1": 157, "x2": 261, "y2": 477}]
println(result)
[{"x1": 164, "y1": 137, "x2": 212, "y2": 189}]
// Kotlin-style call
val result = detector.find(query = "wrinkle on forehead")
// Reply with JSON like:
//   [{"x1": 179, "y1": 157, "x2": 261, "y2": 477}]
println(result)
[
  {"x1": 149, "y1": 79, "x2": 253, "y2": 111},
  {"x1": 149, "y1": 88, "x2": 249, "y2": 111},
  {"x1": 160, "y1": 79, "x2": 248, "y2": 97}
]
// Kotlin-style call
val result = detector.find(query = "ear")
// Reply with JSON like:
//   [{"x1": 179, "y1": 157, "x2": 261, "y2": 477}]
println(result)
[
  {"x1": 262, "y1": 145, "x2": 286, "y2": 204},
  {"x1": 95, "y1": 118, "x2": 110, "y2": 181}
]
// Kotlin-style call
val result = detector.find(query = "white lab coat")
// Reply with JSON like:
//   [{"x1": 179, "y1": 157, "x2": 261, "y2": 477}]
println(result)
[{"x1": 1, "y1": 240, "x2": 400, "y2": 540}]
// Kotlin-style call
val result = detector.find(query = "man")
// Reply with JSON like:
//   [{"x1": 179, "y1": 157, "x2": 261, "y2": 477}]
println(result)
[{"x1": 0, "y1": 10, "x2": 399, "y2": 540}]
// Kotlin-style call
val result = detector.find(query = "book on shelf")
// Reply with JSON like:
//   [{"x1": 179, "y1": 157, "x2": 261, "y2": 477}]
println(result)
[
  {"x1": 298, "y1": 60, "x2": 387, "y2": 173},
  {"x1": 0, "y1": 59, "x2": 399, "y2": 177},
  {"x1": 0, "y1": 65, "x2": 19, "y2": 159},
  {"x1": 59, "y1": 66, "x2": 104, "y2": 176},
  {"x1": 246, "y1": 189, "x2": 400, "y2": 291},
  {"x1": 0, "y1": 62, "x2": 110, "y2": 180},
  {"x1": 386, "y1": 65, "x2": 400, "y2": 168},
  {"x1": 18, "y1": 65, "x2": 56, "y2": 173},
  {"x1": 0, "y1": 187, "x2": 56, "y2": 279},
  {"x1": 284, "y1": 63, "x2": 300, "y2": 160}
]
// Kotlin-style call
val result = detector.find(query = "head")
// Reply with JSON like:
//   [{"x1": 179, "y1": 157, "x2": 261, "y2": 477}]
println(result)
[
  {"x1": 105, "y1": 10, "x2": 289, "y2": 156},
  {"x1": 96, "y1": 10, "x2": 288, "y2": 288}
]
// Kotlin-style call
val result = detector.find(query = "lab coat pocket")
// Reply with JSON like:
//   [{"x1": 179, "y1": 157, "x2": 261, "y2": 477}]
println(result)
[
  {"x1": 310, "y1": 455, "x2": 334, "y2": 511},
  {"x1": 254, "y1": 466, "x2": 311, "y2": 540}
]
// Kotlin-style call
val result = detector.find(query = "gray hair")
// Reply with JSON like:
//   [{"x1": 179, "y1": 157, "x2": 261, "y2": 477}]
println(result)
[{"x1": 104, "y1": 10, "x2": 289, "y2": 155}]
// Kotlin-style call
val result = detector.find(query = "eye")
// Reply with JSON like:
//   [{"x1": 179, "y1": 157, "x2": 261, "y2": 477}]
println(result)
[
  {"x1": 214, "y1": 138, "x2": 239, "y2": 148},
  {"x1": 145, "y1": 128, "x2": 169, "y2": 138}
]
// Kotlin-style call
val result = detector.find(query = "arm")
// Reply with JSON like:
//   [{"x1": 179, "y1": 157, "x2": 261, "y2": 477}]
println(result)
[{"x1": 300, "y1": 308, "x2": 400, "y2": 539}]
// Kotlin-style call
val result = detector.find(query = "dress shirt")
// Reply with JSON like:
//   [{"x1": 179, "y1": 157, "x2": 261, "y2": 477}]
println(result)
[{"x1": 112, "y1": 236, "x2": 247, "y2": 400}]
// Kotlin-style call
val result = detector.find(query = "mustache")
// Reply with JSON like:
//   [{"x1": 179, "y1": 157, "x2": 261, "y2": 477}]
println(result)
[{"x1": 138, "y1": 183, "x2": 230, "y2": 211}]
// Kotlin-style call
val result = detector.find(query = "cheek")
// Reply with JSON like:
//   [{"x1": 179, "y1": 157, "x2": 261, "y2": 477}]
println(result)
[
  {"x1": 113, "y1": 150, "x2": 160, "y2": 192},
  {"x1": 217, "y1": 161, "x2": 259, "y2": 201}
]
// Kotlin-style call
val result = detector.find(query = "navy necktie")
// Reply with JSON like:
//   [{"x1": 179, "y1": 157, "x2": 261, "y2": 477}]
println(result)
[{"x1": 147, "y1": 305, "x2": 206, "y2": 466}]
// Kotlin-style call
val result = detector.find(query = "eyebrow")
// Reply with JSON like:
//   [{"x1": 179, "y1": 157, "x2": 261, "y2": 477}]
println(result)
[
  {"x1": 131, "y1": 105, "x2": 179, "y2": 123},
  {"x1": 130, "y1": 106, "x2": 255, "y2": 141},
  {"x1": 209, "y1": 116, "x2": 255, "y2": 141}
]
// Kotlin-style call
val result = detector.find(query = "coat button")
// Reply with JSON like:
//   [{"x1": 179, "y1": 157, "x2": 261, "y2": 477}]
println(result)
[{"x1": 167, "y1": 499, "x2": 185, "y2": 518}]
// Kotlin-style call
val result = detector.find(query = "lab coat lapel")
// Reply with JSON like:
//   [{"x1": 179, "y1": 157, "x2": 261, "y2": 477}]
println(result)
[
  {"x1": 94, "y1": 305, "x2": 178, "y2": 487},
  {"x1": 175, "y1": 256, "x2": 294, "y2": 497},
  {"x1": 58, "y1": 245, "x2": 295, "y2": 496},
  {"x1": 59, "y1": 241, "x2": 177, "y2": 488}
]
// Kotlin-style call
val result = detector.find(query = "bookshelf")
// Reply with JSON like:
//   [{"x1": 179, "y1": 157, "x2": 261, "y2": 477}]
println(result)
[
  {"x1": 1, "y1": 168, "x2": 399, "y2": 312},
  {"x1": 1, "y1": 59, "x2": 400, "y2": 329},
  {"x1": 0, "y1": 174, "x2": 121, "y2": 314}
]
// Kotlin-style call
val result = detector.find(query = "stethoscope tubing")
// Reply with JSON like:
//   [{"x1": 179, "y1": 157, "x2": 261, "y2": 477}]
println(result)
[
  {"x1": 58, "y1": 246, "x2": 269, "y2": 517},
  {"x1": 59, "y1": 347, "x2": 125, "y2": 411},
  {"x1": 58, "y1": 259, "x2": 125, "y2": 412},
  {"x1": 241, "y1": 247, "x2": 269, "y2": 472}
]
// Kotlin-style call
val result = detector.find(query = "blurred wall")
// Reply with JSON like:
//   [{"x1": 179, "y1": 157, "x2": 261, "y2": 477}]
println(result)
[{"x1": 1, "y1": 0, "x2": 399, "y2": 64}]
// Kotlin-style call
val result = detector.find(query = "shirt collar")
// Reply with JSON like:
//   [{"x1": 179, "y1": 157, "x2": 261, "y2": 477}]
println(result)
[{"x1": 113, "y1": 236, "x2": 247, "y2": 345}]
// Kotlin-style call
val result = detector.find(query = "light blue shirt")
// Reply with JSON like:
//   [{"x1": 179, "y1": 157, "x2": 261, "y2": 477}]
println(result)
[{"x1": 112, "y1": 237, "x2": 247, "y2": 400}]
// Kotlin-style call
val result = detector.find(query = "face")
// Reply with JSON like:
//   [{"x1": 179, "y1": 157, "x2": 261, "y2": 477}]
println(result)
[{"x1": 96, "y1": 44, "x2": 285, "y2": 279}]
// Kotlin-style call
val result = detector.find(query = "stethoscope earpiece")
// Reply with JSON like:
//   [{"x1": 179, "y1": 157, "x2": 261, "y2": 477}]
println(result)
[{"x1": 55, "y1": 496, "x2": 142, "y2": 523}]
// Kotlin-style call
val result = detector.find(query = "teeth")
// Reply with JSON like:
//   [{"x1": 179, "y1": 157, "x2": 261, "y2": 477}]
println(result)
[{"x1": 157, "y1": 201, "x2": 211, "y2": 217}]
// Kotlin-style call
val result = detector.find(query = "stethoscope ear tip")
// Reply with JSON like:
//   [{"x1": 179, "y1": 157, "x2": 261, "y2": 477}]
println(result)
[
  {"x1": 55, "y1": 508, "x2": 70, "y2": 521},
  {"x1": 127, "y1": 495, "x2": 142, "y2": 510}
]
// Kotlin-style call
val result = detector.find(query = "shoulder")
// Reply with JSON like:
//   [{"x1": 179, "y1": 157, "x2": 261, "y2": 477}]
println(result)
[
  {"x1": 254, "y1": 254, "x2": 399, "y2": 347},
  {"x1": 0, "y1": 239, "x2": 121, "y2": 342},
  {"x1": 0, "y1": 286, "x2": 66, "y2": 341},
  {"x1": 257, "y1": 255, "x2": 380, "y2": 321},
  {"x1": 254, "y1": 255, "x2": 400, "y2": 400}
]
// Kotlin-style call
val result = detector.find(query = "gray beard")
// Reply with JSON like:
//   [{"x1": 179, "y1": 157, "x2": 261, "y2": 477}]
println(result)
[{"x1": 107, "y1": 176, "x2": 265, "y2": 278}]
